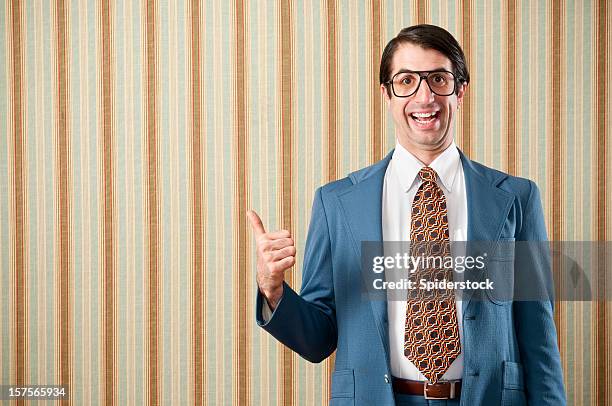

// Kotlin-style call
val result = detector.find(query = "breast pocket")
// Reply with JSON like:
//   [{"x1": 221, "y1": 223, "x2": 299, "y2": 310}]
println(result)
[
  {"x1": 501, "y1": 361, "x2": 527, "y2": 406},
  {"x1": 329, "y1": 369, "x2": 355, "y2": 406},
  {"x1": 484, "y1": 238, "x2": 515, "y2": 305}
]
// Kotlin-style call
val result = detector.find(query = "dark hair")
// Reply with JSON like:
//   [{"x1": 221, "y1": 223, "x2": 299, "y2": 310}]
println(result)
[{"x1": 379, "y1": 24, "x2": 470, "y2": 95}]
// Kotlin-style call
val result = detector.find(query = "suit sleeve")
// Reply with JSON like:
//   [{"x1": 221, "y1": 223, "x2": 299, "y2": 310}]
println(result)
[
  {"x1": 513, "y1": 181, "x2": 567, "y2": 405},
  {"x1": 255, "y1": 187, "x2": 338, "y2": 363}
]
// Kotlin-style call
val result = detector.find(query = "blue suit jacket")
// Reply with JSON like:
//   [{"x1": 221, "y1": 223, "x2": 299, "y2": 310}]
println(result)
[{"x1": 257, "y1": 150, "x2": 566, "y2": 405}]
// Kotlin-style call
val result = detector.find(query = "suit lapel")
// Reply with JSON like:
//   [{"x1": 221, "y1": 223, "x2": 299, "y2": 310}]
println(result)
[
  {"x1": 459, "y1": 151, "x2": 515, "y2": 311},
  {"x1": 336, "y1": 153, "x2": 391, "y2": 363},
  {"x1": 335, "y1": 150, "x2": 393, "y2": 248}
]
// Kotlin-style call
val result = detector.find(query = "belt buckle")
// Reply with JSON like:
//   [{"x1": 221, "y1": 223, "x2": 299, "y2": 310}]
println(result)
[{"x1": 424, "y1": 381, "x2": 453, "y2": 400}]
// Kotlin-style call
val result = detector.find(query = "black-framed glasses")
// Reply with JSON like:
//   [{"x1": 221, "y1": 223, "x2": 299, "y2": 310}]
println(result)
[{"x1": 386, "y1": 70, "x2": 457, "y2": 98}]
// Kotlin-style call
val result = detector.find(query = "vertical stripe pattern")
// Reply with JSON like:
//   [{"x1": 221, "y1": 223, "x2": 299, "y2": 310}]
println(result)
[
  {"x1": 549, "y1": 0, "x2": 564, "y2": 343},
  {"x1": 189, "y1": 0, "x2": 204, "y2": 404},
  {"x1": 9, "y1": 2, "x2": 27, "y2": 405},
  {"x1": 144, "y1": 0, "x2": 160, "y2": 404},
  {"x1": 54, "y1": 0, "x2": 72, "y2": 401},
  {"x1": 595, "y1": 0, "x2": 608, "y2": 404},
  {"x1": 460, "y1": 0, "x2": 472, "y2": 155},
  {"x1": 0, "y1": 1, "x2": 610, "y2": 405},
  {"x1": 506, "y1": 0, "x2": 516, "y2": 175},
  {"x1": 234, "y1": 0, "x2": 250, "y2": 404},
  {"x1": 370, "y1": 0, "x2": 382, "y2": 162},
  {"x1": 327, "y1": 0, "x2": 337, "y2": 182},
  {"x1": 279, "y1": 2, "x2": 293, "y2": 404},
  {"x1": 99, "y1": 0, "x2": 115, "y2": 404}
]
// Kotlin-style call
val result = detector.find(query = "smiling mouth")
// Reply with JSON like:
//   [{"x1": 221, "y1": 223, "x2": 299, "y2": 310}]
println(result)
[{"x1": 410, "y1": 111, "x2": 440, "y2": 124}]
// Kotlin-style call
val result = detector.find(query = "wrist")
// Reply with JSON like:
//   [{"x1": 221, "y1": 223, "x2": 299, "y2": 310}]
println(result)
[{"x1": 259, "y1": 285, "x2": 283, "y2": 310}]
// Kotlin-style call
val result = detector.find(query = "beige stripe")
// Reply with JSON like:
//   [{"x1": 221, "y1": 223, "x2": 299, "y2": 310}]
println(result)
[
  {"x1": 483, "y1": 2, "x2": 491, "y2": 164},
  {"x1": 506, "y1": 0, "x2": 516, "y2": 175},
  {"x1": 326, "y1": 0, "x2": 337, "y2": 182},
  {"x1": 349, "y1": 3, "x2": 357, "y2": 166},
  {"x1": 33, "y1": 1, "x2": 43, "y2": 388},
  {"x1": 531, "y1": 0, "x2": 540, "y2": 180},
  {"x1": 99, "y1": 0, "x2": 115, "y2": 403},
  {"x1": 211, "y1": 0, "x2": 225, "y2": 403},
  {"x1": 122, "y1": 0, "x2": 136, "y2": 402},
  {"x1": 167, "y1": 0, "x2": 181, "y2": 403},
  {"x1": 9, "y1": 0, "x2": 27, "y2": 399},
  {"x1": 513, "y1": 0, "x2": 521, "y2": 174},
  {"x1": 54, "y1": 0, "x2": 72, "y2": 400},
  {"x1": 438, "y1": 0, "x2": 448, "y2": 28},
  {"x1": 370, "y1": 0, "x2": 382, "y2": 163},
  {"x1": 460, "y1": 0, "x2": 472, "y2": 156},
  {"x1": 76, "y1": 1, "x2": 92, "y2": 402}
]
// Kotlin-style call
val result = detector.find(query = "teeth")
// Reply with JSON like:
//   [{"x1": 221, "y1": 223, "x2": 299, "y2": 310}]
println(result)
[{"x1": 412, "y1": 111, "x2": 437, "y2": 118}]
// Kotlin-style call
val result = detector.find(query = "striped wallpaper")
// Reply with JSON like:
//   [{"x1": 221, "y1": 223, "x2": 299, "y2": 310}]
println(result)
[{"x1": 1, "y1": 0, "x2": 610, "y2": 405}]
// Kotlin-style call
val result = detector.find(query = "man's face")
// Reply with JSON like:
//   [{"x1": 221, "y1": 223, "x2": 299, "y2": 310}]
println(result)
[{"x1": 381, "y1": 42, "x2": 466, "y2": 154}]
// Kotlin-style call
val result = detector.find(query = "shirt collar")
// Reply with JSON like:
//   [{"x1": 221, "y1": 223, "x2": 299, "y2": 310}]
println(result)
[{"x1": 391, "y1": 140, "x2": 461, "y2": 193}]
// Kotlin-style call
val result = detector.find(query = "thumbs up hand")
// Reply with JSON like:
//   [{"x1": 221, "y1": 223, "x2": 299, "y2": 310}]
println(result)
[{"x1": 247, "y1": 210, "x2": 296, "y2": 310}]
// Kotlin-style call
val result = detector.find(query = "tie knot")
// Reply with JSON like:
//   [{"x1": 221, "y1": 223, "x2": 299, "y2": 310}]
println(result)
[{"x1": 418, "y1": 167, "x2": 437, "y2": 182}]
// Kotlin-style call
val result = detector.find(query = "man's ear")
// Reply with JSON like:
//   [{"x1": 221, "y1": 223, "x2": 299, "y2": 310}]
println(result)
[
  {"x1": 380, "y1": 84, "x2": 391, "y2": 107},
  {"x1": 456, "y1": 82, "x2": 468, "y2": 106}
]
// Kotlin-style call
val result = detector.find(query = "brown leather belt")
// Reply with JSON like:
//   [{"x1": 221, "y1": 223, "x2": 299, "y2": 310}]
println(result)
[{"x1": 392, "y1": 377, "x2": 462, "y2": 400}]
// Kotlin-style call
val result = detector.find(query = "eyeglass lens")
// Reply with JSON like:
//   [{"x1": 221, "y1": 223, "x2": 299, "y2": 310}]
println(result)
[{"x1": 391, "y1": 71, "x2": 455, "y2": 97}]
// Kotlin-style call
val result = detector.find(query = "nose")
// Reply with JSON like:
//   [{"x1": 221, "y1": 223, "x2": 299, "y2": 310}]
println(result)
[{"x1": 413, "y1": 78, "x2": 436, "y2": 103}]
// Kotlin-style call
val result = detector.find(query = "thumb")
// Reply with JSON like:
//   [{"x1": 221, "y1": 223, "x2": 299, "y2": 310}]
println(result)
[{"x1": 247, "y1": 210, "x2": 266, "y2": 237}]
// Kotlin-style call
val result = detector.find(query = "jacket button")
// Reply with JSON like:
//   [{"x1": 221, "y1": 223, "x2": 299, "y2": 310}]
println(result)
[{"x1": 384, "y1": 374, "x2": 390, "y2": 383}]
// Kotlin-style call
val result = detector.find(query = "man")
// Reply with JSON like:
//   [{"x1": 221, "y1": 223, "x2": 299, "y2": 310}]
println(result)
[{"x1": 248, "y1": 24, "x2": 566, "y2": 405}]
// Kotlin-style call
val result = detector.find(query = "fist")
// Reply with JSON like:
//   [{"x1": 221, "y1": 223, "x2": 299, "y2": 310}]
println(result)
[{"x1": 247, "y1": 210, "x2": 296, "y2": 309}]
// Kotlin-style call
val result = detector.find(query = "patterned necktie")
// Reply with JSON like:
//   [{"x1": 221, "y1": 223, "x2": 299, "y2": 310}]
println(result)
[{"x1": 404, "y1": 166, "x2": 461, "y2": 383}]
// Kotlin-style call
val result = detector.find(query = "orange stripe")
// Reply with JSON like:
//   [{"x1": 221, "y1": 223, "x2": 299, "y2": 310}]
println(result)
[
  {"x1": 549, "y1": 0, "x2": 563, "y2": 345},
  {"x1": 370, "y1": 0, "x2": 382, "y2": 163},
  {"x1": 234, "y1": 0, "x2": 249, "y2": 404},
  {"x1": 9, "y1": 0, "x2": 26, "y2": 402},
  {"x1": 460, "y1": 0, "x2": 472, "y2": 156},
  {"x1": 596, "y1": 0, "x2": 607, "y2": 243},
  {"x1": 596, "y1": 0, "x2": 607, "y2": 403},
  {"x1": 190, "y1": 0, "x2": 204, "y2": 404},
  {"x1": 417, "y1": 0, "x2": 428, "y2": 24},
  {"x1": 550, "y1": 0, "x2": 562, "y2": 242},
  {"x1": 54, "y1": 0, "x2": 72, "y2": 401},
  {"x1": 506, "y1": 0, "x2": 516, "y2": 175},
  {"x1": 327, "y1": 0, "x2": 337, "y2": 182},
  {"x1": 279, "y1": 0, "x2": 293, "y2": 404},
  {"x1": 100, "y1": 0, "x2": 115, "y2": 404},
  {"x1": 325, "y1": 3, "x2": 338, "y2": 397},
  {"x1": 144, "y1": 0, "x2": 159, "y2": 404}
]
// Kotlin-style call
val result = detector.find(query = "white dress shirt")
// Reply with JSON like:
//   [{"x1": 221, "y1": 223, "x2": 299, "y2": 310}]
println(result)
[
  {"x1": 262, "y1": 141, "x2": 468, "y2": 382},
  {"x1": 383, "y1": 141, "x2": 467, "y2": 381}
]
